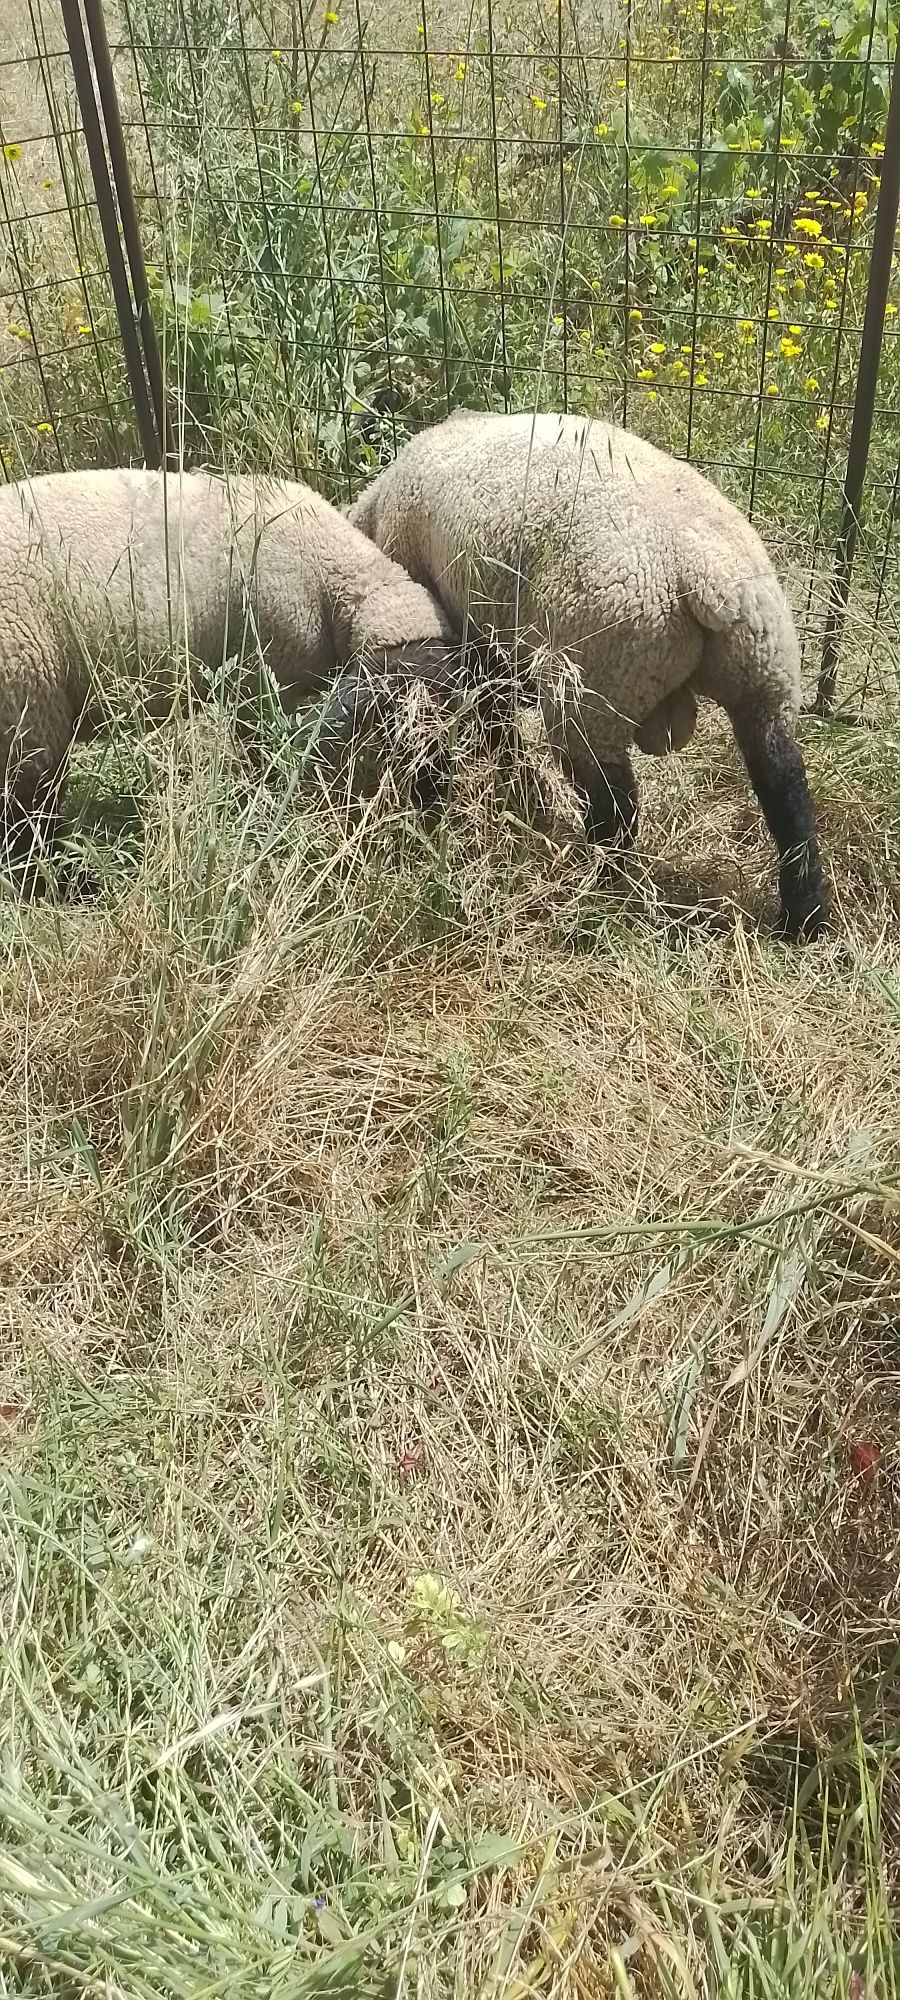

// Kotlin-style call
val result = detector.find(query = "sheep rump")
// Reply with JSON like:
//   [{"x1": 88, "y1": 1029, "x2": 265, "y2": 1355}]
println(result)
[
  {"x1": 0, "y1": 465, "x2": 462, "y2": 878},
  {"x1": 348, "y1": 409, "x2": 829, "y2": 938}
]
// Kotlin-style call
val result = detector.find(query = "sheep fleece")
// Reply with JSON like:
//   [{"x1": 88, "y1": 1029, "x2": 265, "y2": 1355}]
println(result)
[
  {"x1": 347, "y1": 409, "x2": 802, "y2": 753},
  {"x1": 0, "y1": 467, "x2": 452, "y2": 800}
]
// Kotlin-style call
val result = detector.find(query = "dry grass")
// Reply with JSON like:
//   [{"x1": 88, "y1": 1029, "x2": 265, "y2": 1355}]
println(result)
[
  {"x1": 0, "y1": 691, "x2": 898, "y2": 1996},
  {"x1": 1, "y1": 0, "x2": 898, "y2": 1983}
]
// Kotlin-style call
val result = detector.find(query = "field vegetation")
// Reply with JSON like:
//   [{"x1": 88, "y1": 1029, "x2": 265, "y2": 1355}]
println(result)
[{"x1": 0, "y1": 0, "x2": 899, "y2": 1992}]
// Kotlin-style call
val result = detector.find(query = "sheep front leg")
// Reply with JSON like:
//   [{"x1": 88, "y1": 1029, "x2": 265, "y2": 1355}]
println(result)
[{"x1": 729, "y1": 702, "x2": 829, "y2": 939}]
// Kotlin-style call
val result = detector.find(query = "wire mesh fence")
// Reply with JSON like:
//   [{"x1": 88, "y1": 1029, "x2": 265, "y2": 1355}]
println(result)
[{"x1": 2, "y1": 0, "x2": 900, "y2": 704}]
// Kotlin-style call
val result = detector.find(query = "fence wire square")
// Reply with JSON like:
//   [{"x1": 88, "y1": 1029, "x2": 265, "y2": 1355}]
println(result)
[{"x1": 2, "y1": 0, "x2": 900, "y2": 703}]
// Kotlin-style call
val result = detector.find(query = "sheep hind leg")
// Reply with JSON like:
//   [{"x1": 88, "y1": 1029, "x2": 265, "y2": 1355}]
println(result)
[
  {"x1": 729, "y1": 703, "x2": 829, "y2": 940},
  {"x1": 579, "y1": 754, "x2": 639, "y2": 846},
  {"x1": 553, "y1": 726, "x2": 638, "y2": 847}
]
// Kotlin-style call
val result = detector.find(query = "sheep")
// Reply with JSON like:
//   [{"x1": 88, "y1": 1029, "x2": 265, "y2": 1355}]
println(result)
[
  {"x1": 0, "y1": 465, "x2": 470, "y2": 881},
  {"x1": 347, "y1": 409, "x2": 829, "y2": 939}
]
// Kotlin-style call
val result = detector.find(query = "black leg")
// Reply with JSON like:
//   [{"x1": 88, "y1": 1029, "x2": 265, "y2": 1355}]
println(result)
[
  {"x1": 569, "y1": 753, "x2": 639, "y2": 847},
  {"x1": 730, "y1": 705, "x2": 829, "y2": 939}
]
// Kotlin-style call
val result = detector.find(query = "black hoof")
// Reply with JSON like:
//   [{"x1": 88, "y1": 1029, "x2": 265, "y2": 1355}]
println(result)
[{"x1": 778, "y1": 872, "x2": 830, "y2": 941}]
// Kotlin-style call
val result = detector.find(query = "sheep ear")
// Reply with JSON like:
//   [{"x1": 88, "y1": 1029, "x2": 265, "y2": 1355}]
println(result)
[{"x1": 378, "y1": 639, "x2": 461, "y2": 702}]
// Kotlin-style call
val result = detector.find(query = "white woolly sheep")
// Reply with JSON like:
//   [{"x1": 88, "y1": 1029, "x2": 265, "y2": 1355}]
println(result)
[
  {"x1": 0, "y1": 465, "x2": 468, "y2": 879},
  {"x1": 347, "y1": 409, "x2": 829, "y2": 939}
]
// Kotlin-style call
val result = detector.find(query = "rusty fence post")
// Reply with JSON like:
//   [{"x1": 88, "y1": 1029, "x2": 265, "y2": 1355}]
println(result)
[
  {"x1": 60, "y1": 0, "x2": 168, "y2": 468},
  {"x1": 816, "y1": 22, "x2": 900, "y2": 714}
]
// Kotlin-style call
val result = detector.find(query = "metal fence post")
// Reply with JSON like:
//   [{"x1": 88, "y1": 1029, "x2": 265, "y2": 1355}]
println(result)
[
  {"x1": 816, "y1": 24, "x2": 900, "y2": 714},
  {"x1": 59, "y1": 0, "x2": 165, "y2": 467},
  {"x1": 82, "y1": 0, "x2": 170, "y2": 463}
]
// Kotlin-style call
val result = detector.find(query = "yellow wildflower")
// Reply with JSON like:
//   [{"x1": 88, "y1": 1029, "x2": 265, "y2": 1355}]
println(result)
[
  {"x1": 816, "y1": 410, "x2": 829, "y2": 428},
  {"x1": 792, "y1": 279, "x2": 806, "y2": 295},
  {"x1": 270, "y1": 46, "x2": 282, "y2": 57},
  {"x1": 746, "y1": 186, "x2": 762, "y2": 199},
  {"x1": 780, "y1": 337, "x2": 801, "y2": 357},
  {"x1": 887, "y1": 302, "x2": 898, "y2": 317},
  {"x1": 795, "y1": 217, "x2": 822, "y2": 238},
  {"x1": 291, "y1": 99, "x2": 303, "y2": 113},
  {"x1": 637, "y1": 367, "x2": 655, "y2": 379},
  {"x1": 765, "y1": 383, "x2": 779, "y2": 395},
  {"x1": 324, "y1": 9, "x2": 339, "y2": 21},
  {"x1": 629, "y1": 307, "x2": 643, "y2": 321},
  {"x1": 697, "y1": 263, "x2": 708, "y2": 275},
  {"x1": 694, "y1": 370, "x2": 709, "y2": 386},
  {"x1": 649, "y1": 341, "x2": 666, "y2": 354},
  {"x1": 639, "y1": 213, "x2": 657, "y2": 225},
  {"x1": 595, "y1": 122, "x2": 609, "y2": 137},
  {"x1": 804, "y1": 252, "x2": 825, "y2": 271},
  {"x1": 36, "y1": 421, "x2": 52, "y2": 434},
  {"x1": 805, "y1": 374, "x2": 820, "y2": 392},
  {"x1": 3, "y1": 143, "x2": 22, "y2": 162},
  {"x1": 645, "y1": 388, "x2": 658, "y2": 400},
  {"x1": 609, "y1": 213, "x2": 626, "y2": 228},
  {"x1": 531, "y1": 93, "x2": 547, "y2": 109}
]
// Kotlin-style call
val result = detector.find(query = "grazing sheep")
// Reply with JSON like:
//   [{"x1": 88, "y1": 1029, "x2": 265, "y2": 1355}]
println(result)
[
  {"x1": 348, "y1": 409, "x2": 829, "y2": 938},
  {"x1": 0, "y1": 466, "x2": 465, "y2": 878}
]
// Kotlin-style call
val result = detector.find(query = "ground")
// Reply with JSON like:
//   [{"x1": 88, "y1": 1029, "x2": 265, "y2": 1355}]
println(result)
[{"x1": 0, "y1": 695, "x2": 898, "y2": 1995}]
